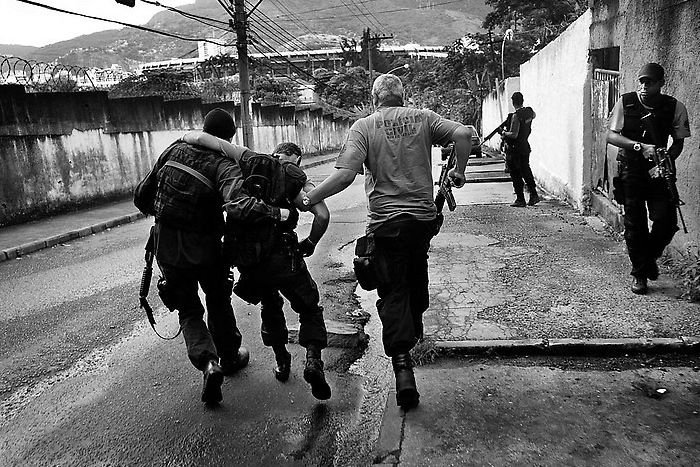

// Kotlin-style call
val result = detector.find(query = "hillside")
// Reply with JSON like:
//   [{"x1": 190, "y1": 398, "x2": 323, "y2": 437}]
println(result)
[
  {"x1": 5, "y1": 0, "x2": 489, "y2": 70},
  {"x1": 0, "y1": 44, "x2": 39, "y2": 57}
]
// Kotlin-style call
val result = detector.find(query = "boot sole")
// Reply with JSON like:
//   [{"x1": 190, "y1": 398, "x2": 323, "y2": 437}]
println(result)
[
  {"x1": 396, "y1": 388, "x2": 420, "y2": 409},
  {"x1": 202, "y1": 370, "x2": 224, "y2": 404},
  {"x1": 274, "y1": 366, "x2": 291, "y2": 382},
  {"x1": 303, "y1": 368, "x2": 331, "y2": 400}
]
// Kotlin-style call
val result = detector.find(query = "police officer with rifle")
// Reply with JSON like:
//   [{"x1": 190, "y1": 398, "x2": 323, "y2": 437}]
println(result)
[
  {"x1": 607, "y1": 63, "x2": 691, "y2": 295},
  {"x1": 302, "y1": 74, "x2": 471, "y2": 410},
  {"x1": 134, "y1": 109, "x2": 250, "y2": 405}
]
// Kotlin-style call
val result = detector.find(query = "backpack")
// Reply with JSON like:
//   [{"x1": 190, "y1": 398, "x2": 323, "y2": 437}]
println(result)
[{"x1": 224, "y1": 152, "x2": 305, "y2": 267}]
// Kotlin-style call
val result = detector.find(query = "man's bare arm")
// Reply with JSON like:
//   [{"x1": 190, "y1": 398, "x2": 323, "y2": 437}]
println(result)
[{"x1": 304, "y1": 168, "x2": 357, "y2": 206}]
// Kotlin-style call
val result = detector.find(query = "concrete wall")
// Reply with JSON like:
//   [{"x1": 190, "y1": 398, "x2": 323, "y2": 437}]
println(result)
[
  {"x1": 0, "y1": 86, "x2": 352, "y2": 226},
  {"x1": 590, "y1": 0, "x2": 700, "y2": 254},
  {"x1": 520, "y1": 10, "x2": 594, "y2": 210},
  {"x1": 481, "y1": 77, "x2": 519, "y2": 150}
]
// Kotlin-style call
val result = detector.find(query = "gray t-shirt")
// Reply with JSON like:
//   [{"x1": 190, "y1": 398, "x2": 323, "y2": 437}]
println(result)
[{"x1": 336, "y1": 106, "x2": 461, "y2": 232}]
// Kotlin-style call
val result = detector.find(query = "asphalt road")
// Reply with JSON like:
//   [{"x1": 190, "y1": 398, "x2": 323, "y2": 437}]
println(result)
[{"x1": 0, "y1": 162, "x2": 380, "y2": 466}]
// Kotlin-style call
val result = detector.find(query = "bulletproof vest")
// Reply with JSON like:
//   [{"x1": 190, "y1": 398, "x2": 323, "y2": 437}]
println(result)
[
  {"x1": 513, "y1": 107, "x2": 534, "y2": 152},
  {"x1": 153, "y1": 141, "x2": 224, "y2": 234},
  {"x1": 224, "y1": 152, "x2": 306, "y2": 267},
  {"x1": 239, "y1": 152, "x2": 306, "y2": 230},
  {"x1": 621, "y1": 92, "x2": 676, "y2": 145}
]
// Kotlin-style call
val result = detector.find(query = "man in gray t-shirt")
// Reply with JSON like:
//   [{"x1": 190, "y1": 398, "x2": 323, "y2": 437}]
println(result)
[{"x1": 303, "y1": 74, "x2": 472, "y2": 410}]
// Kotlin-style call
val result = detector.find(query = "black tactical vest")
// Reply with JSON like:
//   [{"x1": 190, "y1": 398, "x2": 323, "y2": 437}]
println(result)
[
  {"x1": 153, "y1": 141, "x2": 225, "y2": 234},
  {"x1": 620, "y1": 92, "x2": 676, "y2": 145}
]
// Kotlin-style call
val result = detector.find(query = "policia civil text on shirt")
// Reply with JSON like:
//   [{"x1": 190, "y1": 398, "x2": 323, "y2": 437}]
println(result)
[
  {"x1": 180, "y1": 131, "x2": 333, "y2": 401},
  {"x1": 606, "y1": 62, "x2": 691, "y2": 295},
  {"x1": 302, "y1": 73, "x2": 473, "y2": 410},
  {"x1": 133, "y1": 109, "x2": 250, "y2": 405}
]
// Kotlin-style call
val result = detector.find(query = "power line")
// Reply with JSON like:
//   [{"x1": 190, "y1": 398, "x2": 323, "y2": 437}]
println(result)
[
  {"x1": 353, "y1": 0, "x2": 386, "y2": 34},
  {"x1": 15, "y1": 0, "x2": 231, "y2": 46},
  {"x1": 295, "y1": 0, "x2": 465, "y2": 20},
  {"x1": 272, "y1": 0, "x2": 383, "y2": 19},
  {"x1": 139, "y1": 0, "x2": 230, "y2": 30},
  {"x1": 244, "y1": 1, "x2": 310, "y2": 52}
]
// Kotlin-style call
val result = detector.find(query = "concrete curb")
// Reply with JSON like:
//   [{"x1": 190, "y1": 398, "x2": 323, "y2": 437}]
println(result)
[
  {"x1": 435, "y1": 337, "x2": 700, "y2": 356},
  {"x1": 0, "y1": 212, "x2": 147, "y2": 263}
]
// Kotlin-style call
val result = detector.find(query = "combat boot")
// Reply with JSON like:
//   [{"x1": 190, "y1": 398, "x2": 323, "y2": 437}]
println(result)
[
  {"x1": 631, "y1": 276, "x2": 648, "y2": 295},
  {"x1": 201, "y1": 360, "x2": 224, "y2": 404},
  {"x1": 528, "y1": 192, "x2": 540, "y2": 206},
  {"x1": 511, "y1": 195, "x2": 527, "y2": 207},
  {"x1": 220, "y1": 346, "x2": 250, "y2": 376},
  {"x1": 392, "y1": 354, "x2": 420, "y2": 410},
  {"x1": 273, "y1": 345, "x2": 292, "y2": 382},
  {"x1": 303, "y1": 344, "x2": 331, "y2": 400},
  {"x1": 646, "y1": 261, "x2": 659, "y2": 281}
]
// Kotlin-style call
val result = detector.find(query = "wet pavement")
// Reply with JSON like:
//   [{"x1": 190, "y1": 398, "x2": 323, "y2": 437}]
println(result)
[{"x1": 2, "y1": 151, "x2": 699, "y2": 466}]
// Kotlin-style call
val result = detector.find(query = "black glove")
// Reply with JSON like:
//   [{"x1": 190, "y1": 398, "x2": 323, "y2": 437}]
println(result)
[
  {"x1": 298, "y1": 237, "x2": 317, "y2": 257},
  {"x1": 280, "y1": 207, "x2": 299, "y2": 229}
]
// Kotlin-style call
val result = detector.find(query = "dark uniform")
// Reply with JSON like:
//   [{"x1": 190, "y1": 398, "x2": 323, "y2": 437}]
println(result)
[
  {"x1": 504, "y1": 106, "x2": 537, "y2": 205},
  {"x1": 134, "y1": 140, "x2": 243, "y2": 373},
  {"x1": 226, "y1": 151, "x2": 327, "y2": 351},
  {"x1": 615, "y1": 92, "x2": 680, "y2": 279}
]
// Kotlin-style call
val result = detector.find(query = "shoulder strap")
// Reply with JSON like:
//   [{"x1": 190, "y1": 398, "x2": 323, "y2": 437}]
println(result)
[{"x1": 164, "y1": 160, "x2": 215, "y2": 192}]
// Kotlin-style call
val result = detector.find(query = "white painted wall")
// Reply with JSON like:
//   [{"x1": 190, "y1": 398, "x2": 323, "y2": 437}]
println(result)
[
  {"x1": 481, "y1": 77, "x2": 519, "y2": 149},
  {"x1": 520, "y1": 10, "x2": 593, "y2": 210}
]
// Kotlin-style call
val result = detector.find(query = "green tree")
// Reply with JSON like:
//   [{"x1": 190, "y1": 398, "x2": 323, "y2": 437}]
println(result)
[
  {"x1": 108, "y1": 71, "x2": 198, "y2": 100},
  {"x1": 316, "y1": 66, "x2": 369, "y2": 111},
  {"x1": 251, "y1": 74, "x2": 299, "y2": 104}
]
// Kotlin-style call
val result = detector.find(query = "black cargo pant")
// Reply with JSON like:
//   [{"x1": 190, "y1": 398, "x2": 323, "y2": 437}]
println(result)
[
  {"x1": 620, "y1": 162, "x2": 678, "y2": 278},
  {"x1": 158, "y1": 261, "x2": 242, "y2": 371},
  {"x1": 373, "y1": 219, "x2": 434, "y2": 357},
  {"x1": 506, "y1": 149, "x2": 536, "y2": 196},
  {"x1": 239, "y1": 248, "x2": 327, "y2": 350}
]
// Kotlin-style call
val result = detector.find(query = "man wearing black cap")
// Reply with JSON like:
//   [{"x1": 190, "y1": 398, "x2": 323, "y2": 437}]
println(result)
[
  {"x1": 134, "y1": 108, "x2": 250, "y2": 405},
  {"x1": 500, "y1": 91, "x2": 539, "y2": 207},
  {"x1": 607, "y1": 63, "x2": 691, "y2": 294}
]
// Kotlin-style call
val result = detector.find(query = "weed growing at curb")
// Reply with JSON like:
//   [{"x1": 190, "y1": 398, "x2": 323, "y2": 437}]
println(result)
[
  {"x1": 663, "y1": 246, "x2": 700, "y2": 302},
  {"x1": 411, "y1": 338, "x2": 440, "y2": 366}
]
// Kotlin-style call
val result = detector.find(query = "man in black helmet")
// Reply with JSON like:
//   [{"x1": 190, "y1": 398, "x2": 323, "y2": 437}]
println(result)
[
  {"x1": 134, "y1": 108, "x2": 250, "y2": 405},
  {"x1": 607, "y1": 62, "x2": 691, "y2": 295}
]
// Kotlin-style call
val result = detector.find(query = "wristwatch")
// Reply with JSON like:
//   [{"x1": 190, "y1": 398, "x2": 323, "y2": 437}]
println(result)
[
  {"x1": 302, "y1": 194, "x2": 311, "y2": 206},
  {"x1": 632, "y1": 142, "x2": 642, "y2": 152}
]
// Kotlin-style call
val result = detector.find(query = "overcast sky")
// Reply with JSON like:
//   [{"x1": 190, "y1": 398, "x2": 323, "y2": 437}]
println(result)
[{"x1": 0, "y1": 0, "x2": 196, "y2": 47}]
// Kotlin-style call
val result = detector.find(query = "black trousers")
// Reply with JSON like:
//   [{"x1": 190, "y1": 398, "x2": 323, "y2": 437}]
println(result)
[
  {"x1": 506, "y1": 150, "x2": 536, "y2": 196},
  {"x1": 620, "y1": 163, "x2": 678, "y2": 278},
  {"x1": 158, "y1": 261, "x2": 242, "y2": 371},
  {"x1": 373, "y1": 220, "x2": 434, "y2": 357},
  {"x1": 241, "y1": 250, "x2": 327, "y2": 349}
]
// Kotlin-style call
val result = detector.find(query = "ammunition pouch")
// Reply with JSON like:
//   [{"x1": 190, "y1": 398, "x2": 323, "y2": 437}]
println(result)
[
  {"x1": 233, "y1": 274, "x2": 263, "y2": 305},
  {"x1": 157, "y1": 276, "x2": 179, "y2": 312},
  {"x1": 353, "y1": 235, "x2": 378, "y2": 291},
  {"x1": 612, "y1": 176, "x2": 625, "y2": 204}
]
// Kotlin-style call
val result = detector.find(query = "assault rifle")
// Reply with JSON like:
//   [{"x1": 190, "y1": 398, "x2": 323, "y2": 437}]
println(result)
[
  {"x1": 640, "y1": 113, "x2": 688, "y2": 233},
  {"x1": 139, "y1": 226, "x2": 182, "y2": 339},
  {"x1": 435, "y1": 143, "x2": 457, "y2": 214},
  {"x1": 480, "y1": 116, "x2": 511, "y2": 147}
]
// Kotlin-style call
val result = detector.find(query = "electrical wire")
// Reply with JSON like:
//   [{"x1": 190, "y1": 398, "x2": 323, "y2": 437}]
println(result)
[
  {"x1": 296, "y1": 0, "x2": 465, "y2": 20},
  {"x1": 15, "y1": 0, "x2": 231, "y2": 46},
  {"x1": 139, "y1": 0, "x2": 230, "y2": 30}
]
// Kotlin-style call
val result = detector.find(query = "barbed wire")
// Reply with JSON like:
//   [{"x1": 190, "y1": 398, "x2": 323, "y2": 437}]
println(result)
[{"x1": 0, "y1": 55, "x2": 99, "y2": 92}]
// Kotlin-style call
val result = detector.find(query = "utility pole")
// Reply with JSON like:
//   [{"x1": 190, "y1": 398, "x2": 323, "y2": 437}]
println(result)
[
  {"x1": 364, "y1": 28, "x2": 393, "y2": 108},
  {"x1": 233, "y1": 0, "x2": 253, "y2": 149}
]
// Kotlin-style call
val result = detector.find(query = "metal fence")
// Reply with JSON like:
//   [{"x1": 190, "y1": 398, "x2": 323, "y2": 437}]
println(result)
[{"x1": 593, "y1": 68, "x2": 620, "y2": 112}]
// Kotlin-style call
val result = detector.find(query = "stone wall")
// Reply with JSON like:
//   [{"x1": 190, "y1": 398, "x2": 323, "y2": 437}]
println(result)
[{"x1": 0, "y1": 86, "x2": 352, "y2": 226}]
